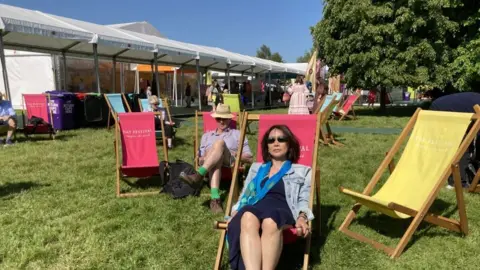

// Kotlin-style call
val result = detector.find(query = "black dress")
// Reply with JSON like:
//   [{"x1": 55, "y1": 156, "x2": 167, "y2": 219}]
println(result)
[{"x1": 227, "y1": 177, "x2": 295, "y2": 270}]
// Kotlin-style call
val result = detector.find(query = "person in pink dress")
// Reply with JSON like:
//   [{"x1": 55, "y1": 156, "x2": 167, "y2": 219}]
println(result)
[{"x1": 287, "y1": 75, "x2": 310, "y2": 114}]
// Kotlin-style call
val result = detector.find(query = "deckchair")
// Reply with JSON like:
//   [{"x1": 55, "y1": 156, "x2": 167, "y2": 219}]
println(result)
[
  {"x1": 339, "y1": 107, "x2": 480, "y2": 258},
  {"x1": 104, "y1": 93, "x2": 129, "y2": 129},
  {"x1": 213, "y1": 113, "x2": 322, "y2": 270},
  {"x1": 114, "y1": 112, "x2": 168, "y2": 197},
  {"x1": 223, "y1": 93, "x2": 249, "y2": 133},
  {"x1": 319, "y1": 99, "x2": 343, "y2": 146},
  {"x1": 22, "y1": 94, "x2": 55, "y2": 139},
  {"x1": 193, "y1": 111, "x2": 239, "y2": 181},
  {"x1": 331, "y1": 92, "x2": 344, "y2": 113},
  {"x1": 138, "y1": 98, "x2": 173, "y2": 140},
  {"x1": 319, "y1": 94, "x2": 337, "y2": 113},
  {"x1": 335, "y1": 93, "x2": 360, "y2": 121}
]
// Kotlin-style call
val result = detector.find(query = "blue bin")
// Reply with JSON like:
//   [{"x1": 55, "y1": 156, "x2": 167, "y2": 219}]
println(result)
[{"x1": 45, "y1": 90, "x2": 76, "y2": 130}]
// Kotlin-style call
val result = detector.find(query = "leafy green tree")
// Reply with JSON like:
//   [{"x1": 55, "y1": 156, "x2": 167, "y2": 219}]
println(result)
[
  {"x1": 313, "y1": 0, "x2": 460, "y2": 110},
  {"x1": 256, "y1": 44, "x2": 284, "y2": 63}
]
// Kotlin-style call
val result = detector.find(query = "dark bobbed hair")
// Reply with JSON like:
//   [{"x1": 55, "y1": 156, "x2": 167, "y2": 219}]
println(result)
[{"x1": 261, "y1": 125, "x2": 300, "y2": 163}]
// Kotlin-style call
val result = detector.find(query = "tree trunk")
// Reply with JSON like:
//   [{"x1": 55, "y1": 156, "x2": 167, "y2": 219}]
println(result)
[{"x1": 380, "y1": 86, "x2": 387, "y2": 112}]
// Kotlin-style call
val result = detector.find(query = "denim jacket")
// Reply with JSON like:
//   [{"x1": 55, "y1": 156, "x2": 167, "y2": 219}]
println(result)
[{"x1": 231, "y1": 162, "x2": 314, "y2": 221}]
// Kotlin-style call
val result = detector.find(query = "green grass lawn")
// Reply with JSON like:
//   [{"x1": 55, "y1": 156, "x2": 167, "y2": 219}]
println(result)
[{"x1": 2, "y1": 107, "x2": 480, "y2": 269}]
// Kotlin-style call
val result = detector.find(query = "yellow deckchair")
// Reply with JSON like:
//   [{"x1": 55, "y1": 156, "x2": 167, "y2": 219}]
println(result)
[
  {"x1": 339, "y1": 107, "x2": 480, "y2": 258},
  {"x1": 223, "y1": 93, "x2": 250, "y2": 133}
]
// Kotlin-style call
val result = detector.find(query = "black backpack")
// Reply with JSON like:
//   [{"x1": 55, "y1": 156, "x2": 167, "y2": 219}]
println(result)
[
  {"x1": 159, "y1": 159, "x2": 203, "y2": 199},
  {"x1": 27, "y1": 116, "x2": 54, "y2": 134}
]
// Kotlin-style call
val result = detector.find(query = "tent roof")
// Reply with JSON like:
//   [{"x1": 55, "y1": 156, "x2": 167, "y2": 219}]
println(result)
[
  {"x1": 0, "y1": 3, "x2": 305, "y2": 74},
  {"x1": 108, "y1": 21, "x2": 165, "y2": 38}
]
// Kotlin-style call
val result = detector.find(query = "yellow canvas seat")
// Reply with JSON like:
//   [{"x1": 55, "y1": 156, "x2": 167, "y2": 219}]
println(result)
[{"x1": 339, "y1": 107, "x2": 480, "y2": 258}]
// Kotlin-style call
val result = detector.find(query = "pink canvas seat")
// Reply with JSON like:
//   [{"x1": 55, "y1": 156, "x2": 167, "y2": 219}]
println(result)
[
  {"x1": 115, "y1": 112, "x2": 163, "y2": 197},
  {"x1": 214, "y1": 113, "x2": 321, "y2": 270},
  {"x1": 255, "y1": 114, "x2": 318, "y2": 244},
  {"x1": 22, "y1": 94, "x2": 55, "y2": 138},
  {"x1": 335, "y1": 93, "x2": 360, "y2": 121}
]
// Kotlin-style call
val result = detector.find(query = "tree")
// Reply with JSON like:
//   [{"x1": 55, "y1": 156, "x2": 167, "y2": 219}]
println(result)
[
  {"x1": 256, "y1": 44, "x2": 272, "y2": 59},
  {"x1": 271, "y1": 52, "x2": 284, "y2": 63},
  {"x1": 296, "y1": 48, "x2": 314, "y2": 63},
  {"x1": 256, "y1": 44, "x2": 284, "y2": 62},
  {"x1": 313, "y1": 0, "x2": 461, "y2": 111}
]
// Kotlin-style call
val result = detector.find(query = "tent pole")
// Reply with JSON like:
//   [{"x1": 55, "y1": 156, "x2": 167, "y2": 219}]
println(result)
[
  {"x1": 150, "y1": 62, "x2": 154, "y2": 84},
  {"x1": 227, "y1": 63, "x2": 231, "y2": 93},
  {"x1": 112, "y1": 58, "x2": 117, "y2": 93},
  {"x1": 0, "y1": 32, "x2": 11, "y2": 101},
  {"x1": 153, "y1": 52, "x2": 160, "y2": 98},
  {"x1": 174, "y1": 68, "x2": 178, "y2": 107},
  {"x1": 196, "y1": 59, "x2": 202, "y2": 110},
  {"x1": 250, "y1": 66, "x2": 254, "y2": 109},
  {"x1": 268, "y1": 70, "x2": 272, "y2": 106},
  {"x1": 120, "y1": 63, "x2": 125, "y2": 93},
  {"x1": 61, "y1": 51, "x2": 68, "y2": 90},
  {"x1": 180, "y1": 66, "x2": 185, "y2": 107},
  {"x1": 283, "y1": 72, "x2": 287, "y2": 95},
  {"x1": 93, "y1": 43, "x2": 101, "y2": 93}
]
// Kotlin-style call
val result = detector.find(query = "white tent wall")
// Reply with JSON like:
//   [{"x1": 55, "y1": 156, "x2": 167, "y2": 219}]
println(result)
[{"x1": 0, "y1": 49, "x2": 55, "y2": 109}]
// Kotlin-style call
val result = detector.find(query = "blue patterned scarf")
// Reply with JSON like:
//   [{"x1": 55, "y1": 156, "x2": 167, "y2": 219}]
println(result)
[{"x1": 236, "y1": 160, "x2": 292, "y2": 212}]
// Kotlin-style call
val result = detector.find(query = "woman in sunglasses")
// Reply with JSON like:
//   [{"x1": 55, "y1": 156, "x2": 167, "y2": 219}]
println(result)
[{"x1": 226, "y1": 125, "x2": 312, "y2": 270}]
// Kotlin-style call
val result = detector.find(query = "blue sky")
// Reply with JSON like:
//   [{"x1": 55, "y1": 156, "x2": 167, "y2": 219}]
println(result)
[{"x1": 5, "y1": 0, "x2": 323, "y2": 62}]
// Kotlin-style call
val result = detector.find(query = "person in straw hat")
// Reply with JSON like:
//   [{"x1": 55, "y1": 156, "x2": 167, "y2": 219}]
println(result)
[{"x1": 180, "y1": 104, "x2": 253, "y2": 213}]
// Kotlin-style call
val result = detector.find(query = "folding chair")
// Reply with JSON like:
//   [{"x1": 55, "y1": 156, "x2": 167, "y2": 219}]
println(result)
[
  {"x1": 22, "y1": 94, "x2": 55, "y2": 139},
  {"x1": 318, "y1": 99, "x2": 343, "y2": 146},
  {"x1": 193, "y1": 111, "x2": 239, "y2": 181},
  {"x1": 335, "y1": 93, "x2": 360, "y2": 121},
  {"x1": 223, "y1": 93, "x2": 249, "y2": 133},
  {"x1": 138, "y1": 98, "x2": 172, "y2": 140},
  {"x1": 213, "y1": 112, "x2": 322, "y2": 270},
  {"x1": 339, "y1": 107, "x2": 480, "y2": 258},
  {"x1": 114, "y1": 112, "x2": 168, "y2": 197},
  {"x1": 331, "y1": 92, "x2": 344, "y2": 113},
  {"x1": 104, "y1": 93, "x2": 129, "y2": 129}
]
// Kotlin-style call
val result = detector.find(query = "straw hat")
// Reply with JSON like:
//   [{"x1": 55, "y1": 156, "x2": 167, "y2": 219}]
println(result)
[{"x1": 211, "y1": 104, "x2": 234, "y2": 119}]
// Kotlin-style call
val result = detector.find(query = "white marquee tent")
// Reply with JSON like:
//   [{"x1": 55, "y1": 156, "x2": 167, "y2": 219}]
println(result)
[{"x1": 0, "y1": 3, "x2": 306, "y2": 109}]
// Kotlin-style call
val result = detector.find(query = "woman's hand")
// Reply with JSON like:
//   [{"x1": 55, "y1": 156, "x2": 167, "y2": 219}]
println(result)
[{"x1": 295, "y1": 216, "x2": 310, "y2": 238}]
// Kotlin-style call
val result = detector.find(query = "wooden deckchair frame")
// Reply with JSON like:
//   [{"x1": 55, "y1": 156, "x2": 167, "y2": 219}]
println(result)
[
  {"x1": 319, "y1": 99, "x2": 343, "y2": 146},
  {"x1": 22, "y1": 93, "x2": 55, "y2": 140},
  {"x1": 336, "y1": 93, "x2": 360, "y2": 121},
  {"x1": 468, "y1": 169, "x2": 480, "y2": 193},
  {"x1": 339, "y1": 106, "x2": 480, "y2": 258},
  {"x1": 104, "y1": 93, "x2": 130, "y2": 129},
  {"x1": 212, "y1": 112, "x2": 322, "y2": 270},
  {"x1": 113, "y1": 114, "x2": 168, "y2": 198}
]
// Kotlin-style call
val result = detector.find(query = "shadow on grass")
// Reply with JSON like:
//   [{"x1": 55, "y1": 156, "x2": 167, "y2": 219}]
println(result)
[
  {"x1": 122, "y1": 176, "x2": 163, "y2": 190},
  {"x1": 354, "y1": 106, "x2": 419, "y2": 118},
  {"x1": 350, "y1": 198, "x2": 460, "y2": 252},
  {"x1": 278, "y1": 204, "x2": 341, "y2": 270},
  {"x1": 14, "y1": 132, "x2": 77, "y2": 143},
  {"x1": 0, "y1": 182, "x2": 50, "y2": 198}
]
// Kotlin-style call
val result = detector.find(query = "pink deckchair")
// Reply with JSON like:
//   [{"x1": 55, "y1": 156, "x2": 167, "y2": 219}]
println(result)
[
  {"x1": 194, "y1": 111, "x2": 238, "y2": 181},
  {"x1": 213, "y1": 113, "x2": 322, "y2": 270},
  {"x1": 22, "y1": 94, "x2": 55, "y2": 139},
  {"x1": 335, "y1": 93, "x2": 360, "y2": 121},
  {"x1": 115, "y1": 112, "x2": 165, "y2": 197}
]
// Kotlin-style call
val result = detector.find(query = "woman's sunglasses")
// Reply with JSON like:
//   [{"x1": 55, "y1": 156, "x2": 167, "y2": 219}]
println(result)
[{"x1": 267, "y1": 136, "x2": 288, "y2": 144}]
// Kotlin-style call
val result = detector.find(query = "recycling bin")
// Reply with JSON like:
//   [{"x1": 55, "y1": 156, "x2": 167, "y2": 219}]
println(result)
[{"x1": 45, "y1": 90, "x2": 76, "y2": 130}]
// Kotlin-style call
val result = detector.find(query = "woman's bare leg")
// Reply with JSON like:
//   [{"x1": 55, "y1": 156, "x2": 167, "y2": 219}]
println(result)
[
  {"x1": 240, "y1": 212, "x2": 262, "y2": 270},
  {"x1": 260, "y1": 218, "x2": 283, "y2": 270}
]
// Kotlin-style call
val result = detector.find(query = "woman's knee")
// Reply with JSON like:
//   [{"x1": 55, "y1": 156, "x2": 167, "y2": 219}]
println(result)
[
  {"x1": 261, "y1": 218, "x2": 280, "y2": 234},
  {"x1": 241, "y1": 212, "x2": 260, "y2": 231}
]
